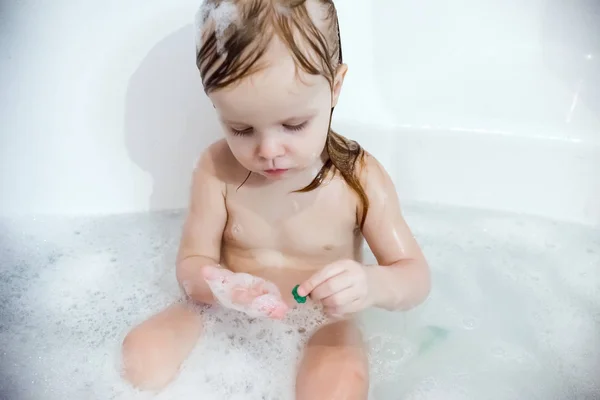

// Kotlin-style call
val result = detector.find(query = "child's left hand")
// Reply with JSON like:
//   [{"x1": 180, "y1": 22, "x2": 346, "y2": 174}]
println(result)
[
  {"x1": 297, "y1": 260, "x2": 374, "y2": 317},
  {"x1": 202, "y1": 266, "x2": 289, "y2": 320}
]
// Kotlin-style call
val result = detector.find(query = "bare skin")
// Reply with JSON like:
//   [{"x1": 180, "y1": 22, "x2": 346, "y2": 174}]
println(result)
[
  {"x1": 121, "y1": 27, "x2": 430, "y2": 399},
  {"x1": 121, "y1": 141, "x2": 428, "y2": 397},
  {"x1": 122, "y1": 141, "x2": 368, "y2": 393}
]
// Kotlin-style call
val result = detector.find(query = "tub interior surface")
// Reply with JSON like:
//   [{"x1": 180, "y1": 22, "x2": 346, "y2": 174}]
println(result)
[{"x1": 1, "y1": 203, "x2": 599, "y2": 399}]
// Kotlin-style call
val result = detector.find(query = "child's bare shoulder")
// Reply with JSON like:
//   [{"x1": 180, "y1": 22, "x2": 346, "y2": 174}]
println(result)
[
  {"x1": 359, "y1": 150, "x2": 394, "y2": 189},
  {"x1": 194, "y1": 139, "x2": 249, "y2": 185}
]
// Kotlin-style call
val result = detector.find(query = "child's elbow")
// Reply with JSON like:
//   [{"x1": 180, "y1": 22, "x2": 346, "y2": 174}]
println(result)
[
  {"x1": 383, "y1": 259, "x2": 431, "y2": 312},
  {"x1": 402, "y1": 259, "x2": 432, "y2": 311}
]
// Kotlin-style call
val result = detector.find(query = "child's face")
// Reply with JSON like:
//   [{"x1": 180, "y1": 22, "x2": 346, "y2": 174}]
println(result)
[{"x1": 209, "y1": 38, "x2": 346, "y2": 180}]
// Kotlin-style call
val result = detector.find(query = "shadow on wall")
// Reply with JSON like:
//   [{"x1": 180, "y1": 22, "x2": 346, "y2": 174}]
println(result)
[{"x1": 124, "y1": 24, "x2": 221, "y2": 211}]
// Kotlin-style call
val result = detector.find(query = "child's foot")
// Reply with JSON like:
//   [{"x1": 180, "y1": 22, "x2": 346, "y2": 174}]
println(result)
[{"x1": 202, "y1": 266, "x2": 289, "y2": 320}]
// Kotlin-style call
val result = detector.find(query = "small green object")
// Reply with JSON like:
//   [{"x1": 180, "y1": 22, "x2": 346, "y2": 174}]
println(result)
[{"x1": 292, "y1": 285, "x2": 307, "y2": 304}]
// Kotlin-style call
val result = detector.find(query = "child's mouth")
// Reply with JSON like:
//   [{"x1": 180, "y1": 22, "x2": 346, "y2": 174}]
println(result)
[{"x1": 264, "y1": 168, "x2": 289, "y2": 176}]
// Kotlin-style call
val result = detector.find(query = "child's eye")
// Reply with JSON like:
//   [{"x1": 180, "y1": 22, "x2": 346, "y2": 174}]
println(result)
[
  {"x1": 230, "y1": 127, "x2": 253, "y2": 136},
  {"x1": 283, "y1": 121, "x2": 307, "y2": 132}
]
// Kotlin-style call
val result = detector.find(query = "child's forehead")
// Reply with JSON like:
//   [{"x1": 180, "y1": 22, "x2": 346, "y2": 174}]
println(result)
[
  {"x1": 210, "y1": 39, "x2": 328, "y2": 114},
  {"x1": 211, "y1": 70, "x2": 325, "y2": 124},
  {"x1": 260, "y1": 37, "x2": 325, "y2": 90}
]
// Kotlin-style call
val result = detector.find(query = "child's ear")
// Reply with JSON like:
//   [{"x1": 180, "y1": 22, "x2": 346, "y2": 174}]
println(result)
[{"x1": 331, "y1": 63, "x2": 348, "y2": 108}]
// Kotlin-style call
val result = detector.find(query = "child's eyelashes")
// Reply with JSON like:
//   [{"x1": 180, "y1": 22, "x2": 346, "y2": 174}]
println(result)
[
  {"x1": 229, "y1": 121, "x2": 308, "y2": 136},
  {"x1": 230, "y1": 127, "x2": 253, "y2": 136},
  {"x1": 283, "y1": 121, "x2": 307, "y2": 132}
]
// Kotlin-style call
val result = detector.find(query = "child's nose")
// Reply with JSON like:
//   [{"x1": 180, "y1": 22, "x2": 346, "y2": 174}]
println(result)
[{"x1": 257, "y1": 138, "x2": 285, "y2": 160}]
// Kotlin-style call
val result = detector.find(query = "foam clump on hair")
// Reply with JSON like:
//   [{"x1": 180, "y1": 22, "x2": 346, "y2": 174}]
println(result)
[{"x1": 195, "y1": 0, "x2": 240, "y2": 54}]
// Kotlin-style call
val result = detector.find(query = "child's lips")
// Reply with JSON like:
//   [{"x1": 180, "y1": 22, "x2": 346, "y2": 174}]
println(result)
[{"x1": 264, "y1": 168, "x2": 289, "y2": 176}]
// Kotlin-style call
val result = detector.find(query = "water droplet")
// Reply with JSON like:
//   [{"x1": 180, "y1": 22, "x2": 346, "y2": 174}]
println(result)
[{"x1": 462, "y1": 317, "x2": 477, "y2": 330}]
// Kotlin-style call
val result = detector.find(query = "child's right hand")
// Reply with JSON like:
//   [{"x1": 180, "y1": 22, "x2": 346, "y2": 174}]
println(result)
[{"x1": 202, "y1": 265, "x2": 289, "y2": 320}]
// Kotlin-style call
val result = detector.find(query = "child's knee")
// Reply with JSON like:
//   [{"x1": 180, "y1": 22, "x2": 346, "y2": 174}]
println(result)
[
  {"x1": 320, "y1": 347, "x2": 368, "y2": 382},
  {"x1": 343, "y1": 352, "x2": 369, "y2": 382},
  {"x1": 297, "y1": 320, "x2": 369, "y2": 398},
  {"x1": 297, "y1": 349, "x2": 368, "y2": 400},
  {"x1": 120, "y1": 328, "x2": 178, "y2": 391}
]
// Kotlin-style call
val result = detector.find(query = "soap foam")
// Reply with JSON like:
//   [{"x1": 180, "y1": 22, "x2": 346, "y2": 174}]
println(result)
[
  {"x1": 195, "y1": 0, "x2": 240, "y2": 54},
  {"x1": 169, "y1": 302, "x2": 330, "y2": 399},
  {"x1": 1, "y1": 205, "x2": 599, "y2": 399},
  {"x1": 203, "y1": 266, "x2": 289, "y2": 319}
]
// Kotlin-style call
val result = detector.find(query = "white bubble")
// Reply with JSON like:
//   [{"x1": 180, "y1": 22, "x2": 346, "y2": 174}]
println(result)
[
  {"x1": 195, "y1": 0, "x2": 239, "y2": 54},
  {"x1": 3, "y1": 203, "x2": 599, "y2": 399},
  {"x1": 462, "y1": 317, "x2": 477, "y2": 330}
]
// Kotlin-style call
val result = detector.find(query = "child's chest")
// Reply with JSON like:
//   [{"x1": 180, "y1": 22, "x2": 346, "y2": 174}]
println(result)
[{"x1": 223, "y1": 178, "x2": 359, "y2": 257}]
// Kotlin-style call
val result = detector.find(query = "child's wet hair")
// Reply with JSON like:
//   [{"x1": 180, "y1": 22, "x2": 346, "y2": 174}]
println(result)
[{"x1": 195, "y1": 0, "x2": 370, "y2": 228}]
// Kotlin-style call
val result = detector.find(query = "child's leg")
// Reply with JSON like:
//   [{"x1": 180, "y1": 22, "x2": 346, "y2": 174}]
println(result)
[
  {"x1": 120, "y1": 301, "x2": 203, "y2": 391},
  {"x1": 295, "y1": 319, "x2": 369, "y2": 400}
]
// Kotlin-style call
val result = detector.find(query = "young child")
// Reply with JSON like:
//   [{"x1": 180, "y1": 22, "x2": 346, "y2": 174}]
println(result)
[{"x1": 121, "y1": 0, "x2": 431, "y2": 398}]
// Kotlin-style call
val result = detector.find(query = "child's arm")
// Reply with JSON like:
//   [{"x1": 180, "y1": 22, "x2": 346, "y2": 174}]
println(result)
[
  {"x1": 359, "y1": 153, "x2": 431, "y2": 311},
  {"x1": 175, "y1": 145, "x2": 228, "y2": 305},
  {"x1": 297, "y1": 153, "x2": 431, "y2": 315}
]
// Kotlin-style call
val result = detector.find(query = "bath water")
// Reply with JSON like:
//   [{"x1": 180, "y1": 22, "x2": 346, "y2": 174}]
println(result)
[{"x1": 1, "y1": 203, "x2": 598, "y2": 399}]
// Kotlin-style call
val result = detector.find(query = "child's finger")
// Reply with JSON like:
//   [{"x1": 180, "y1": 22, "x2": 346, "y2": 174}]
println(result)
[
  {"x1": 310, "y1": 276, "x2": 353, "y2": 302},
  {"x1": 320, "y1": 287, "x2": 357, "y2": 309},
  {"x1": 298, "y1": 262, "x2": 346, "y2": 297},
  {"x1": 268, "y1": 304, "x2": 288, "y2": 320},
  {"x1": 254, "y1": 294, "x2": 289, "y2": 320}
]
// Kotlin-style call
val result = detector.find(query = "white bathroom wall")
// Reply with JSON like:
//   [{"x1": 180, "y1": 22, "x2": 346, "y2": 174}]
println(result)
[
  {"x1": 0, "y1": 1, "x2": 598, "y2": 218},
  {"x1": 0, "y1": 0, "x2": 208, "y2": 216},
  {"x1": 371, "y1": 0, "x2": 600, "y2": 141}
]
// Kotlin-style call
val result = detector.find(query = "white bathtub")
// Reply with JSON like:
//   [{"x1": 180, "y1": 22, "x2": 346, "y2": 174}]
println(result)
[{"x1": 1, "y1": 1, "x2": 599, "y2": 399}]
